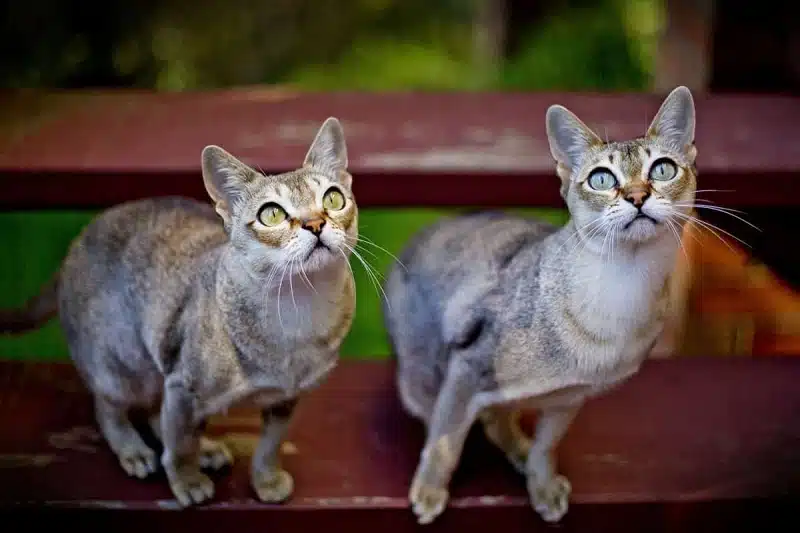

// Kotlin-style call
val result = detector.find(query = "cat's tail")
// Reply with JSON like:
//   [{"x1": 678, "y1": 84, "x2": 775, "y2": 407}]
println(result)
[{"x1": 0, "y1": 272, "x2": 59, "y2": 334}]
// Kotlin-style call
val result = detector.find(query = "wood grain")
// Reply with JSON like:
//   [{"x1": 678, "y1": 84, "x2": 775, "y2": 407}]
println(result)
[
  {"x1": 0, "y1": 89, "x2": 798, "y2": 209},
  {"x1": 0, "y1": 358, "x2": 798, "y2": 531}
]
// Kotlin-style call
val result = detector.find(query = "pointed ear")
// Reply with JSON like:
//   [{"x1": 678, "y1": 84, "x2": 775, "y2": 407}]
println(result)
[
  {"x1": 201, "y1": 145, "x2": 256, "y2": 226},
  {"x1": 647, "y1": 86, "x2": 696, "y2": 160},
  {"x1": 303, "y1": 117, "x2": 348, "y2": 178},
  {"x1": 546, "y1": 104, "x2": 604, "y2": 172}
]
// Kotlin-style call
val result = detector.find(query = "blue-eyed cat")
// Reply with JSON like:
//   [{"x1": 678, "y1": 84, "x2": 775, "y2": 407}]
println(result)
[
  {"x1": 383, "y1": 87, "x2": 697, "y2": 524},
  {"x1": 0, "y1": 118, "x2": 358, "y2": 507}
]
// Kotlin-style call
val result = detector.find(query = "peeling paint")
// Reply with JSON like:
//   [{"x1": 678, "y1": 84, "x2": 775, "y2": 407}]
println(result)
[
  {"x1": 359, "y1": 133, "x2": 553, "y2": 171},
  {"x1": 228, "y1": 88, "x2": 297, "y2": 103},
  {"x1": 275, "y1": 121, "x2": 385, "y2": 145},
  {"x1": 0, "y1": 453, "x2": 60, "y2": 468},
  {"x1": 582, "y1": 452, "x2": 631, "y2": 466},
  {"x1": 47, "y1": 426, "x2": 101, "y2": 453}
]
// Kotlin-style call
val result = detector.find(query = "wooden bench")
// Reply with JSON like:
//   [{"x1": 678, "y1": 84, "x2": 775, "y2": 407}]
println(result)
[{"x1": 1, "y1": 88, "x2": 799, "y2": 531}]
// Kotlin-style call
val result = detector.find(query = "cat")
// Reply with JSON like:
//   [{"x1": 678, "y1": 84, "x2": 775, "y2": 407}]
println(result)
[
  {"x1": 0, "y1": 117, "x2": 358, "y2": 507},
  {"x1": 382, "y1": 87, "x2": 697, "y2": 524}
]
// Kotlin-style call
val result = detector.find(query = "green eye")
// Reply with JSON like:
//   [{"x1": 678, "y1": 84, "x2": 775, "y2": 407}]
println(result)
[
  {"x1": 257, "y1": 203, "x2": 287, "y2": 226},
  {"x1": 587, "y1": 169, "x2": 617, "y2": 191},
  {"x1": 323, "y1": 188, "x2": 346, "y2": 211},
  {"x1": 649, "y1": 158, "x2": 678, "y2": 181}
]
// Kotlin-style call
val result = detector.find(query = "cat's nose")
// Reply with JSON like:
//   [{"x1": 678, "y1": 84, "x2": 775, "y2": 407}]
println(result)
[
  {"x1": 624, "y1": 188, "x2": 650, "y2": 208},
  {"x1": 301, "y1": 217, "x2": 326, "y2": 236}
]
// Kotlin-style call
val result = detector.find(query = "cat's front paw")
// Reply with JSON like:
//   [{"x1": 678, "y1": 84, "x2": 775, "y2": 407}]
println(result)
[
  {"x1": 528, "y1": 474, "x2": 571, "y2": 523},
  {"x1": 118, "y1": 444, "x2": 158, "y2": 479},
  {"x1": 252, "y1": 469, "x2": 294, "y2": 503},
  {"x1": 409, "y1": 476, "x2": 449, "y2": 525},
  {"x1": 167, "y1": 467, "x2": 215, "y2": 507},
  {"x1": 199, "y1": 436, "x2": 233, "y2": 471}
]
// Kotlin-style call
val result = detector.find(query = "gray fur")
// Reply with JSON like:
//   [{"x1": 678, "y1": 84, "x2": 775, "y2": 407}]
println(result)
[
  {"x1": 383, "y1": 87, "x2": 697, "y2": 524},
  {"x1": 3, "y1": 117, "x2": 358, "y2": 507}
]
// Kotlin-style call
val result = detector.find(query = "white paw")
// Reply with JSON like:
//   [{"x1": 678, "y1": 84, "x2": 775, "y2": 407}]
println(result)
[
  {"x1": 198, "y1": 437, "x2": 233, "y2": 471},
  {"x1": 252, "y1": 469, "x2": 294, "y2": 503},
  {"x1": 168, "y1": 467, "x2": 215, "y2": 507},
  {"x1": 118, "y1": 445, "x2": 158, "y2": 479},
  {"x1": 529, "y1": 475, "x2": 571, "y2": 523},
  {"x1": 409, "y1": 477, "x2": 449, "y2": 525}
]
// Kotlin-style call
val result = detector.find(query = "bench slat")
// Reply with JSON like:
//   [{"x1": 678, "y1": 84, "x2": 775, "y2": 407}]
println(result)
[
  {"x1": 0, "y1": 357, "x2": 798, "y2": 530},
  {"x1": 0, "y1": 89, "x2": 798, "y2": 209}
]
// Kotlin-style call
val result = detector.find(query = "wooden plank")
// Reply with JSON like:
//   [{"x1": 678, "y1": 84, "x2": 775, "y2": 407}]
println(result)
[
  {"x1": 0, "y1": 89, "x2": 798, "y2": 209},
  {"x1": 0, "y1": 358, "x2": 798, "y2": 531}
]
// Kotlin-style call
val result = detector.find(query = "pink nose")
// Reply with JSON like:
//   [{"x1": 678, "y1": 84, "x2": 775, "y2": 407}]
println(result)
[
  {"x1": 624, "y1": 189, "x2": 650, "y2": 207},
  {"x1": 301, "y1": 218, "x2": 326, "y2": 235}
]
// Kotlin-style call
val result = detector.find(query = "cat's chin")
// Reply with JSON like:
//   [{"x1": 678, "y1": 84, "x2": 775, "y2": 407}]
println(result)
[
  {"x1": 302, "y1": 245, "x2": 338, "y2": 273},
  {"x1": 622, "y1": 216, "x2": 663, "y2": 244}
]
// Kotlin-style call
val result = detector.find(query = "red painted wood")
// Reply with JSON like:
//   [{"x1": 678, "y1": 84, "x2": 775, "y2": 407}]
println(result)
[
  {"x1": 0, "y1": 358, "x2": 798, "y2": 531},
  {"x1": 0, "y1": 89, "x2": 798, "y2": 209}
]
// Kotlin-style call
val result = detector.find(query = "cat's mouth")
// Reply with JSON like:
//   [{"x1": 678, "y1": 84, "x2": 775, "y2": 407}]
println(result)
[
  {"x1": 624, "y1": 213, "x2": 657, "y2": 230},
  {"x1": 305, "y1": 240, "x2": 330, "y2": 261}
]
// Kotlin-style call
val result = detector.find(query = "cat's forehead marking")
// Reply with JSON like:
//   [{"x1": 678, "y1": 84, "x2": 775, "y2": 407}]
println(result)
[
  {"x1": 266, "y1": 171, "x2": 319, "y2": 208},
  {"x1": 598, "y1": 140, "x2": 649, "y2": 184}
]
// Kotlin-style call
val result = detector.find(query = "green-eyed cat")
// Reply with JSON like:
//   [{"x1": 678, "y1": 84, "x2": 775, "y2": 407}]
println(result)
[{"x1": 0, "y1": 118, "x2": 358, "y2": 507}]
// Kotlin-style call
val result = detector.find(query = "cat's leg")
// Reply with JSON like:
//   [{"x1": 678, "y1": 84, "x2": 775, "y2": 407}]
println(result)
[
  {"x1": 251, "y1": 399, "x2": 297, "y2": 503},
  {"x1": 525, "y1": 404, "x2": 581, "y2": 523},
  {"x1": 409, "y1": 358, "x2": 481, "y2": 525},
  {"x1": 479, "y1": 405, "x2": 530, "y2": 474},
  {"x1": 149, "y1": 413, "x2": 233, "y2": 471},
  {"x1": 159, "y1": 377, "x2": 215, "y2": 506},
  {"x1": 94, "y1": 396, "x2": 158, "y2": 479}
]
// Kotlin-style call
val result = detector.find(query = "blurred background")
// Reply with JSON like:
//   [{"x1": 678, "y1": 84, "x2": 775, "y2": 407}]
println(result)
[
  {"x1": 0, "y1": 0, "x2": 798, "y2": 360},
  {"x1": 0, "y1": 0, "x2": 662, "y2": 91}
]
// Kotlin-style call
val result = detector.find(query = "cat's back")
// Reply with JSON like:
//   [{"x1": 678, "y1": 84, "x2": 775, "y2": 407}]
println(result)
[
  {"x1": 398, "y1": 211, "x2": 558, "y2": 284},
  {"x1": 61, "y1": 196, "x2": 226, "y2": 303}
]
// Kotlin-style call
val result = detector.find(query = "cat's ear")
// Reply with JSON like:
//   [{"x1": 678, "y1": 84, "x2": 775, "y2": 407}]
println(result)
[
  {"x1": 646, "y1": 86, "x2": 696, "y2": 162},
  {"x1": 546, "y1": 105, "x2": 604, "y2": 173},
  {"x1": 303, "y1": 117, "x2": 349, "y2": 184},
  {"x1": 202, "y1": 145, "x2": 256, "y2": 226}
]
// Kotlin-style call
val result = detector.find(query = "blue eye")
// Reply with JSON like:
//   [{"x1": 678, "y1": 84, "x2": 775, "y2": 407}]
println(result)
[
  {"x1": 587, "y1": 169, "x2": 617, "y2": 191},
  {"x1": 649, "y1": 158, "x2": 678, "y2": 181}
]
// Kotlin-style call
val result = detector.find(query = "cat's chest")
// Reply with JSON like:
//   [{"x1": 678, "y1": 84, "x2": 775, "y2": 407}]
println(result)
[
  {"x1": 570, "y1": 263, "x2": 665, "y2": 338},
  {"x1": 196, "y1": 344, "x2": 337, "y2": 420}
]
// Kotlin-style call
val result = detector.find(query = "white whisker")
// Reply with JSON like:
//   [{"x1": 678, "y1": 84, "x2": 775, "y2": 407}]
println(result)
[
  {"x1": 674, "y1": 203, "x2": 760, "y2": 231},
  {"x1": 670, "y1": 211, "x2": 748, "y2": 252},
  {"x1": 340, "y1": 241, "x2": 391, "y2": 308},
  {"x1": 349, "y1": 234, "x2": 408, "y2": 272}
]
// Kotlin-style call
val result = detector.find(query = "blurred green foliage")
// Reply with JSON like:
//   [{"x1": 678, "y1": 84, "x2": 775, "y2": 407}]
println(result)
[{"x1": 1, "y1": 0, "x2": 661, "y2": 91}]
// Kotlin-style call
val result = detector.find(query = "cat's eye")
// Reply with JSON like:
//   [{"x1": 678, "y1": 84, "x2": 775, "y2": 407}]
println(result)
[
  {"x1": 257, "y1": 203, "x2": 287, "y2": 227},
  {"x1": 323, "y1": 188, "x2": 346, "y2": 211},
  {"x1": 587, "y1": 168, "x2": 617, "y2": 191},
  {"x1": 649, "y1": 158, "x2": 678, "y2": 181}
]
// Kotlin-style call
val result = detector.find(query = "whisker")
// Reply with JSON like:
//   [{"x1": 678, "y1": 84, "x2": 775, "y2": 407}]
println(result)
[
  {"x1": 341, "y1": 241, "x2": 391, "y2": 307},
  {"x1": 298, "y1": 258, "x2": 318, "y2": 295},
  {"x1": 693, "y1": 189, "x2": 735, "y2": 195},
  {"x1": 275, "y1": 262, "x2": 290, "y2": 332},
  {"x1": 349, "y1": 235, "x2": 408, "y2": 272},
  {"x1": 666, "y1": 218, "x2": 689, "y2": 263},
  {"x1": 288, "y1": 257, "x2": 299, "y2": 316},
  {"x1": 671, "y1": 212, "x2": 747, "y2": 252},
  {"x1": 674, "y1": 203, "x2": 761, "y2": 231},
  {"x1": 338, "y1": 247, "x2": 358, "y2": 292},
  {"x1": 555, "y1": 217, "x2": 604, "y2": 257}
]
